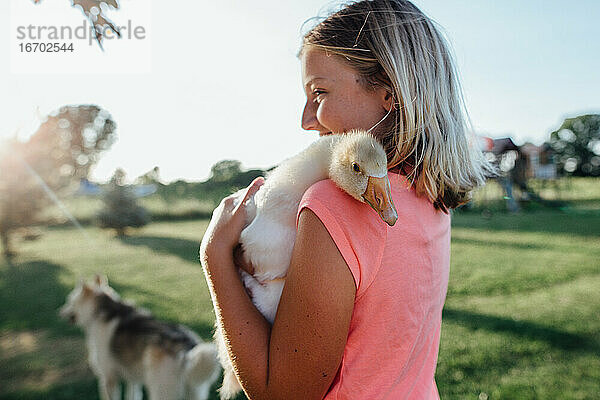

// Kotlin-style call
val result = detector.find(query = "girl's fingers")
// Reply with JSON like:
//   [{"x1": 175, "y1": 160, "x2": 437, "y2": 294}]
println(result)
[{"x1": 237, "y1": 177, "x2": 265, "y2": 211}]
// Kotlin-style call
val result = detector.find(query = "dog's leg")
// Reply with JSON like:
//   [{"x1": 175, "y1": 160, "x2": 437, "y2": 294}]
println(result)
[
  {"x1": 99, "y1": 374, "x2": 120, "y2": 400},
  {"x1": 190, "y1": 382, "x2": 211, "y2": 400},
  {"x1": 125, "y1": 382, "x2": 143, "y2": 400},
  {"x1": 144, "y1": 346, "x2": 183, "y2": 400},
  {"x1": 147, "y1": 380, "x2": 180, "y2": 400}
]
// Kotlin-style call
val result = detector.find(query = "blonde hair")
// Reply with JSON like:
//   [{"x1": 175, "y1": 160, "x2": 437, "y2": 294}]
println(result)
[{"x1": 300, "y1": 0, "x2": 494, "y2": 212}]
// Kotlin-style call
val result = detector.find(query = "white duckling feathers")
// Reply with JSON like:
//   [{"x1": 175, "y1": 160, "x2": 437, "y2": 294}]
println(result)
[
  {"x1": 215, "y1": 130, "x2": 397, "y2": 399},
  {"x1": 240, "y1": 130, "x2": 397, "y2": 321}
]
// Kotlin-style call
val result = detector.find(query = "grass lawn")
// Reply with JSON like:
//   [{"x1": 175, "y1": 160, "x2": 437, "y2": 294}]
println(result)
[
  {"x1": 1, "y1": 195, "x2": 599, "y2": 398},
  {"x1": 439, "y1": 211, "x2": 600, "y2": 399}
]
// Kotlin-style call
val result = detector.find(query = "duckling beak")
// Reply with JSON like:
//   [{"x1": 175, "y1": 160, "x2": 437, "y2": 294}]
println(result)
[{"x1": 362, "y1": 175, "x2": 398, "y2": 226}]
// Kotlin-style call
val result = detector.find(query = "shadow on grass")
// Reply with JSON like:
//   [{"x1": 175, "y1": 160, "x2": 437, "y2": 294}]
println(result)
[
  {"x1": 0, "y1": 378, "x2": 99, "y2": 400},
  {"x1": 118, "y1": 235, "x2": 201, "y2": 264},
  {"x1": 0, "y1": 259, "x2": 75, "y2": 337},
  {"x1": 443, "y1": 307, "x2": 600, "y2": 355},
  {"x1": 450, "y1": 236, "x2": 548, "y2": 251},
  {"x1": 452, "y1": 210, "x2": 600, "y2": 237},
  {"x1": 0, "y1": 259, "x2": 221, "y2": 400}
]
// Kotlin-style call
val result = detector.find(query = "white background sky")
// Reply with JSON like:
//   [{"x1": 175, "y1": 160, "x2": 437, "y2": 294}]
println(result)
[{"x1": 2, "y1": 0, "x2": 599, "y2": 183}]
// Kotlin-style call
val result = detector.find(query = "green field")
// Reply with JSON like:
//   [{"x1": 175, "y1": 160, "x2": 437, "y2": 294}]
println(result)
[{"x1": 1, "y1": 179, "x2": 599, "y2": 399}]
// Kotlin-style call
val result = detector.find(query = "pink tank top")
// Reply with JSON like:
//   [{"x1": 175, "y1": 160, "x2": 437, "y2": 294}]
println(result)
[{"x1": 297, "y1": 171, "x2": 450, "y2": 399}]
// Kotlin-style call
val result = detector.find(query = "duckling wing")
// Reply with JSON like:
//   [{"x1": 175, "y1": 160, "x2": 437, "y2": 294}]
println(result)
[{"x1": 240, "y1": 212, "x2": 296, "y2": 282}]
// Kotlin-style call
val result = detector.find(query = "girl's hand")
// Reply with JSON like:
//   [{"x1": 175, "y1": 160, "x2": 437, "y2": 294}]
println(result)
[{"x1": 200, "y1": 177, "x2": 265, "y2": 267}]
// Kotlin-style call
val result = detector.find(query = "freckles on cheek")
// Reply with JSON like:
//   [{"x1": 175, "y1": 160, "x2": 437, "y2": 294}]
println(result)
[
  {"x1": 318, "y1": 105, "x2": 343, "y2": 132},
  {"x1": 315, "y1": 106, "x2": 325, "y2": 124}
]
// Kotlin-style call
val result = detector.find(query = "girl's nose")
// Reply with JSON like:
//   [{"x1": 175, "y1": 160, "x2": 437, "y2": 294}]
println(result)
[{"x1": 301, "y1": 100, "x2": 319, "y2": 131}]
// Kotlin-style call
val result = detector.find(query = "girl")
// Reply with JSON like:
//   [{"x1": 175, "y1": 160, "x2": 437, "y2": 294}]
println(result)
[{"x1": 200, "y1": 1, "x2": 491, "y2": 399}]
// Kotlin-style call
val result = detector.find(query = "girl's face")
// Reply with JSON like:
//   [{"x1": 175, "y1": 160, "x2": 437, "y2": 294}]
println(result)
[{"x1": 301, "y1": 48, "x2": 392, "y2": 137}]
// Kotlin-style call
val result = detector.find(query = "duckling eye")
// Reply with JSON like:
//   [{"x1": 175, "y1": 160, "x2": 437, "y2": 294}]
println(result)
[{"x1": 352, "y1": 162, "x2": 361, "y2": 173}]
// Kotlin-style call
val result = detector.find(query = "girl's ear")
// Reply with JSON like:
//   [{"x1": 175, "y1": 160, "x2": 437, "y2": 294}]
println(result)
[{"x1": 381, "y1": 90, "x2": 396, "y2": 112}]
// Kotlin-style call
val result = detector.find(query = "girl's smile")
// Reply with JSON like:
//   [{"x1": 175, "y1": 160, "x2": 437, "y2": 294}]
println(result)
[{"x1": 300, "y1": 49, "x2": 393, "y2": 137}]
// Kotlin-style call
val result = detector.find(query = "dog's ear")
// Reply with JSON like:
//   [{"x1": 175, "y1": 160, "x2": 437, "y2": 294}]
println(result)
[
  {"x1": 93, "y1": 274, "x2": 108, "y2": 287},
  {"x1": 82, "y1": 282, "x2": 94, "y2": 296}
]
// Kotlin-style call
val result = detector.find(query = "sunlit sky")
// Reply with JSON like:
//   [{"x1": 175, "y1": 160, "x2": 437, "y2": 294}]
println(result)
[{"x1": 2, "y1": 0, "x2": 599, "y2": 183}]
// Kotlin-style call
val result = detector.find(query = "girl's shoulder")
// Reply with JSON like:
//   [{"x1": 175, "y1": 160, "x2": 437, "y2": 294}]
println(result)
[
  {"x1": 299, "y1": 172, "x2": 427, "y2": 226},
  {"x1": 298, "y1": 178, "x2": 388, "y2": 296},
  {"x1": 300, "y1": 178, "x2": 384, "y2": 227}
]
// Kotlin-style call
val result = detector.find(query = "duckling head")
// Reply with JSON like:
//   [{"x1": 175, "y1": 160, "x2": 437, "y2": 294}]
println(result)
[{"x1": 329, "y1": 131, "x2": 398, "y2": 226}]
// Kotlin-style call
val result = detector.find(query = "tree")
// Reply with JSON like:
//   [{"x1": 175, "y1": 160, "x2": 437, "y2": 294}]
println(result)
[
  {"x1": 210, "y1": 160, "x2": 242, "y2": 182},
  {"x1": 0, "y1": 104, "x2": 116, "y2": 258},
  {"x1": 135, "y1": 166, "x2": 161, "y2": 185},
  {"x1": 97, "y1": 169, "x2": 149, "y2": 237},
  {"x1": 196, "y1": 160, "x2": 266, "y2": 206},
  {"x1": 549, "y1": 114, "x2": 600, "y2": 177}
]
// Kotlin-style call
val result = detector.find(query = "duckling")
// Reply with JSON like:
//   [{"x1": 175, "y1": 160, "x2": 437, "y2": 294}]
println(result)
[{"x1": 215, "y1": 130, "x2": 398, "y2": 399}]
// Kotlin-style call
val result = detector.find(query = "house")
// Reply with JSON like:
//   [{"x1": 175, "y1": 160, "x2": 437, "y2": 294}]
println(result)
[
  {"x1": 479, "y1": 136, "x2": 557, "y2": 179},
  {"x1": 520, "y1": 142, "x2": 556, "y2": 179}
]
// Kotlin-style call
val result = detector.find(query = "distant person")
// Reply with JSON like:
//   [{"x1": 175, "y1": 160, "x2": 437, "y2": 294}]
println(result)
[{"x1": 200, "y1": 1, "x2": 492, "y2": 399}]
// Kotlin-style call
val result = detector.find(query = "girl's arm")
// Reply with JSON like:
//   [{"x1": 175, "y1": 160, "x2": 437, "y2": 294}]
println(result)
[{"x1": 200, "y1": 180, "x2": 356, "y2": 400}]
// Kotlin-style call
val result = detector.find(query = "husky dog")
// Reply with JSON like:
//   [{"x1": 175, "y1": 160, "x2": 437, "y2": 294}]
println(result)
[{"x1": 59, "y1": 275, "x2": 221, "y2": 400}]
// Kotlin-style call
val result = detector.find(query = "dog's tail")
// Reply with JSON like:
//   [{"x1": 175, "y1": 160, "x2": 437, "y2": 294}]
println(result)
[
  {"x1": 218, "y1": 363, "x2": 243, "y2": 400},
  {"x1": 183, "y1": 342, "x2": 221, "y2": 398}
]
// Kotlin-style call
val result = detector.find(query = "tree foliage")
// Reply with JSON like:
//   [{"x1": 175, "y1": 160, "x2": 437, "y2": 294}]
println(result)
[
  {"x1": 97, "y1": 169, "x2": 149, "y2": 236},
  {"x1": 0, "y1": 104, "x2": 116, "y2": 257},
  {"x1": 135, "y1": 166, "x2": 161, "y2": 185},
  {"x1": 153, "y1": 161, "x2": 267, "y2": 206},
  {"x1": 210, "y1": 160, "x2": 242, "y2": 182},
  {"x1": 549, "y1": 114, "x2": 600, "y2": 177}
]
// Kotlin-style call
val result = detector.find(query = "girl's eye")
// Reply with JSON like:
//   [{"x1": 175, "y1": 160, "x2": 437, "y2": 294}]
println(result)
[{"x1": 312, "y1": 89, "x2": 326, "y2": 101}]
